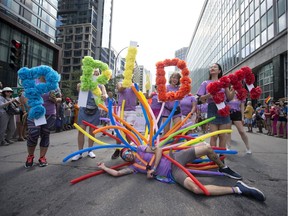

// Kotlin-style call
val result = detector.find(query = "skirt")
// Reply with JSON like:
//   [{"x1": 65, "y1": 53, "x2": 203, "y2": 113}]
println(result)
[
  {"x1": 207, "y1": 103, "x2": 231, "y2": 125},
  {"x1": 77, "y1": 107, "x2": 100, "y2": 126}
]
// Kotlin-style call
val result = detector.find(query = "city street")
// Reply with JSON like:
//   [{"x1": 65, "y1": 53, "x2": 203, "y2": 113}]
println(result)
[{"x1": 0, "y1": 126, "x2": 287, "y2": 216}]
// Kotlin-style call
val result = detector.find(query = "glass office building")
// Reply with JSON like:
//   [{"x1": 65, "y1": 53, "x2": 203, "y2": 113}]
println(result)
[
  {"x1": 175, "y1": 47, "x2": 188, "y2": 71},
  {"x1": 187, "y1": 0, "x2": 287, "y2": 103},
  {"x1": 56, "y1": 0, "x2": 112, "y2": 96},
  {"x1": 0, "y1": 0, "x2": 61, "y2": 87}
]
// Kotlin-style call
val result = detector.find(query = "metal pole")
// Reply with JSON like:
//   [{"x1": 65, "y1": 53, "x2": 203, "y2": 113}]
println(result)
[
  {"x1": 114, "y1": 46, "x2": 128, "y2": 78},
  {"x1": 108, "y1": 0, "x2": 113, "y2": 68}
]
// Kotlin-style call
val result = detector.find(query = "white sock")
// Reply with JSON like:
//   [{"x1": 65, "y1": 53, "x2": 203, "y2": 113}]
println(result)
[{"x1": 235, "y1": 187, "x2": 242, "y2": 194}]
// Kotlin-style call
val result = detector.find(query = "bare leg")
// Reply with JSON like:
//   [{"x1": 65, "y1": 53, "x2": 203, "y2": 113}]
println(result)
[
  {"x1": 218, "y1": 124, "x2": 229, "y2": 148},
  {"x1": 209, "y1": 124, "x2": 219, "y2": 146},
  {"x1": 27, "y1": 146, "x2": 36, "y2": 155},
  {"x1": 194, "y1": 144, "x2": 224, "y2": 168},
  {"x1": 282, "y1": 122, "x2": 287, "y2": 138},
  {"x1": 77, "y1": 125, "x2": 86, "y2": 150},
  {"x1": 276, "y1": 121, "x2": 281, "y2": 136},
  {"x1": 39, "y1": 147, "x2": 48, "y2": 158},
  {"x1": 184, "y1": 178, "x2": 234, "y2": 195},
  {"x1": 88, "y1": 126, "x2": 95, "y2": 147},
  {"x1": 234, "y1": 120, "x2": 250, "y2": 151},
  {"x1": 226, "y1": 122, "x2": 232, "y2": 149}
]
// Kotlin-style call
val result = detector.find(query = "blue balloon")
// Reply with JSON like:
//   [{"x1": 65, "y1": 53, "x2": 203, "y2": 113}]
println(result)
[
  {"x1": 63, "y1": 144, "x2": 127, "y2": 162},
  {"x1": 152, "y1": 101, "x2": 179, "y2": 145},
  {"x1": 108, "y1": 100, "x2": 137, "y2": 151}
]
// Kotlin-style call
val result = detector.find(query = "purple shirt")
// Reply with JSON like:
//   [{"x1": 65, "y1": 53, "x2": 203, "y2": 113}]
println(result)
[
  {"x1": 227, "y1": 95, "x2": 245, "y2": 111},
  {"x1": 131, "y1": 145, "x2": 171, "y2": 176},
  {"x1": 42, "y1": 92, "x2": 56, "y2": 115},
  {"x1": 197, "y1": 80, "x2": 226, "y2": 104},
  {"x1": 180, "y1": 95, "x2": 197, "y2": 116},
  {"x1": 162, "y1": 84, "x2": 180, "y2": 116},
  {"x1": 118, "y1": 87, "x2": 137, "y2": 111},
  {"x1": 197, "y1": 103, "x2": 208, "y2": 113},
  {"x1": 150, "y1": 93, "x2": 162, "y2": 110}
]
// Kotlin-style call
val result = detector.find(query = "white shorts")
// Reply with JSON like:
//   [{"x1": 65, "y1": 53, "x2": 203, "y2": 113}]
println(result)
[{"x1": 118, "y1": 110, "x2": 137, "y2": 126}]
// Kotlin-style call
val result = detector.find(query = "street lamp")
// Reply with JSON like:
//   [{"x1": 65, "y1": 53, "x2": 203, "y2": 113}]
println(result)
[
  {"x1": 114, "y1": 44, "x2": 139, "y2": 78},
  {"x1": 113, "y1": 45, "x2": 139, "y2": 98}
]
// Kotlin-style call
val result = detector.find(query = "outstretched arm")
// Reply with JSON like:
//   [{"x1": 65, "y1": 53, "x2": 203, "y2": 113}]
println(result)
[
  {"x1": 97, "y1": 162, "x2": 134, "y2": 177},
  {"x1": 145, "y1": 146, "x2": 162, "y2": 178}
]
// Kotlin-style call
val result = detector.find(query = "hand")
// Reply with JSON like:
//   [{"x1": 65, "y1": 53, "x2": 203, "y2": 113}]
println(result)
[
  {"x1": 97, "y1": 162, "x2": 106, "y2": 169},
  {"x1": 147, "y1": 169, "x2": 155, "y2": 179}
]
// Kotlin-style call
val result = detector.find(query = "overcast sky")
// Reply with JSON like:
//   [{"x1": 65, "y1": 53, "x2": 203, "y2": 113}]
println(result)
[{"x1": 111, "y1": 0, "x2": 206, "y2": 83}]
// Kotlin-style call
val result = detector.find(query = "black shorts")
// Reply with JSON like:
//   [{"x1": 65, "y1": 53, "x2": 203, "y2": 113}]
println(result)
[{"x1": 230, "y1": 110, "x2": 242, "y2": 121}]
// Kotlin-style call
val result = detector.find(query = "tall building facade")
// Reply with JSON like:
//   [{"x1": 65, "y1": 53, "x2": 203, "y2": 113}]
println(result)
[
  {"x1": 136, "y1": 65, "x2": 151, "y2": 93},
  {"x1": 187, "y1": 0, "x2": 287, "y2": 103},
  {"x1": 56, "y1": 0, "x2": 112, "y2": 96},
  {"x1": 175, "y1": 47, "x2": 188, "y2": 61},
  {"x1": 175, "y1": 47, "x2": 188, "y2": 71},
  {"x1": 0, "y1": 0, "x2": 61, "y2": 87}
]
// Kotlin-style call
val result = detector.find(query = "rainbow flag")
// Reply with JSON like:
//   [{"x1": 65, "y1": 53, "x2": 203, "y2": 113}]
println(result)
[{"x1": 265, "y1": 95, "x2": 271, "y2": 104}]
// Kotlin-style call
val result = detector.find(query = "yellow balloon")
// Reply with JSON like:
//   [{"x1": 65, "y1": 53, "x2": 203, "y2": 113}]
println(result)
[
  {"x1": 179, "y1": 129, "x2": 233, "y2": 147},
  {"x1": 73, "y1": 123, "x2": 107, "y2": 145}
]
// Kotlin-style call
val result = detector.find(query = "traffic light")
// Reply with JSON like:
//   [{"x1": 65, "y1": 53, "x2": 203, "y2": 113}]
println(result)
[{"x1": 9, "y1": 39, "x2": 22, "y2": 70}]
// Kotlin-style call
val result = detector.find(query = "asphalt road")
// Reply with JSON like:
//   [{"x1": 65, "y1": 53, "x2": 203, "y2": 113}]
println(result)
[{"x1": 0, "y1": 126, "x2": 287, "y2": 216}]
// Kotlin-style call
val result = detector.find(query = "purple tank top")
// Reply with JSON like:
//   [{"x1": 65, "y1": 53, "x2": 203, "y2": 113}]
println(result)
[
  {"x1": 118, "y1": 87, "x2": 137, "y2": 111},
  {"x1": 180, "y1": 95, "x2": 197, "y2": 116}
]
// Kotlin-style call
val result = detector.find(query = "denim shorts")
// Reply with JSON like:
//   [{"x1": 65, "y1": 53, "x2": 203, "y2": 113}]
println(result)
[{"x1": 207, "y1": 103, "x2": 231, "y2": 125}]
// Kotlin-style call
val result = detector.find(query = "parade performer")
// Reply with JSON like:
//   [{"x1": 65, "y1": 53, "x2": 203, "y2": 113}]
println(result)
[
  {"x1": 97, "y1": 143, "x2": 265, "y2": 201},
  {"x1": 72, "y1": 60, "x2": 110, "y2": 161},
  {"x1": 18, "y1": 66, "x2": 61, "y2": 167}
]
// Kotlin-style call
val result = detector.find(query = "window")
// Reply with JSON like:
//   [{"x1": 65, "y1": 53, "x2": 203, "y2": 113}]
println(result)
[
  {"x1": 63, "y1": 66, "x2": 71, "y2": 73},
  {"x1": 74, "y1": 42, "x2": 82, "y2": 49},
  {"x1": 255, "y1": 35, "x2": 260, "y2": 49},
  {"x1": 73, "y1": 66, "x2": 81, "y2": 71},
  {"x1": 74, "y1": 50, "x2": 82, "y2": 57},
  {"x1": 65, "y1": 35, "x2": 72, "y2": 42},
  {"x1": 250, "y1": 25, "x2": 255, "y2": 39},
  {"x1": 267, "y1": 8, "x2": 273, "y2": 25},
  {"x1": 257, "y1": 63, "x2": 274, "y2": 103},
  {"x1": 73, "y1": 58, "x2": 81, "y2": 64},
  {"x1": 267, "y1": 0, "x2": 273, "y2": 9},
  {"x1": 250, "y1": 13, "x2": 255, "y2": 24},
  {"x1": 255, "y1": 7, "x2": 260, "y2": 21},
  {"x1": 255, "y1": 21, "x2": 260, "y2": 35},
  {"x1": 64, "y1": 51, "x2": 72, "y2": 57},
  {"x1": 63, "y1": 59, "x2": 71, "y2": 65},
  {"x1": 278, "y1": 0, "x2": 286, "y2": 16},
  {"x1": 64, "y1": 43, "x2": 72, "y2": 49},
  {"x1": 250, "y1": 39, "x2": 255, "y2": 52},
  {"x1": 261, "y1": 14, "x2": 267, "y2": 31},
  {"x1": 75, "y1": 35, "x2": 83, "y2": 41},
  {"x1": 75, "y1": 27, "x2": 83, "y2": 34},
  {"x1": 260, "y1": 1, "x2": 266, "y2": 16},
  {"x1": 261, "y1": 29, "x2": 267, "y2": 44},
  {"x1": 278, "y1": 14, "x2": 286, "y2": 32}
]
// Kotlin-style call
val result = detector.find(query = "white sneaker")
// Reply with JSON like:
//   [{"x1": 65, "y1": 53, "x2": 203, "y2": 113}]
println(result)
[
  {"x1": 72, "y1": 154, "x2": 82, "y2": 161},
  {"x1": 246, "y1": 149, "x2": 252, "y2": 154},
  {"x1": 88, "y1": 151, "x2": 96, "y2": 158}
]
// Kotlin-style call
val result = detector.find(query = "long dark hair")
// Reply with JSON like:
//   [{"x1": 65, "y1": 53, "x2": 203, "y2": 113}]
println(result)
[{"x1": 208, "y1": 63, "x2": 223, "y2": 80}]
